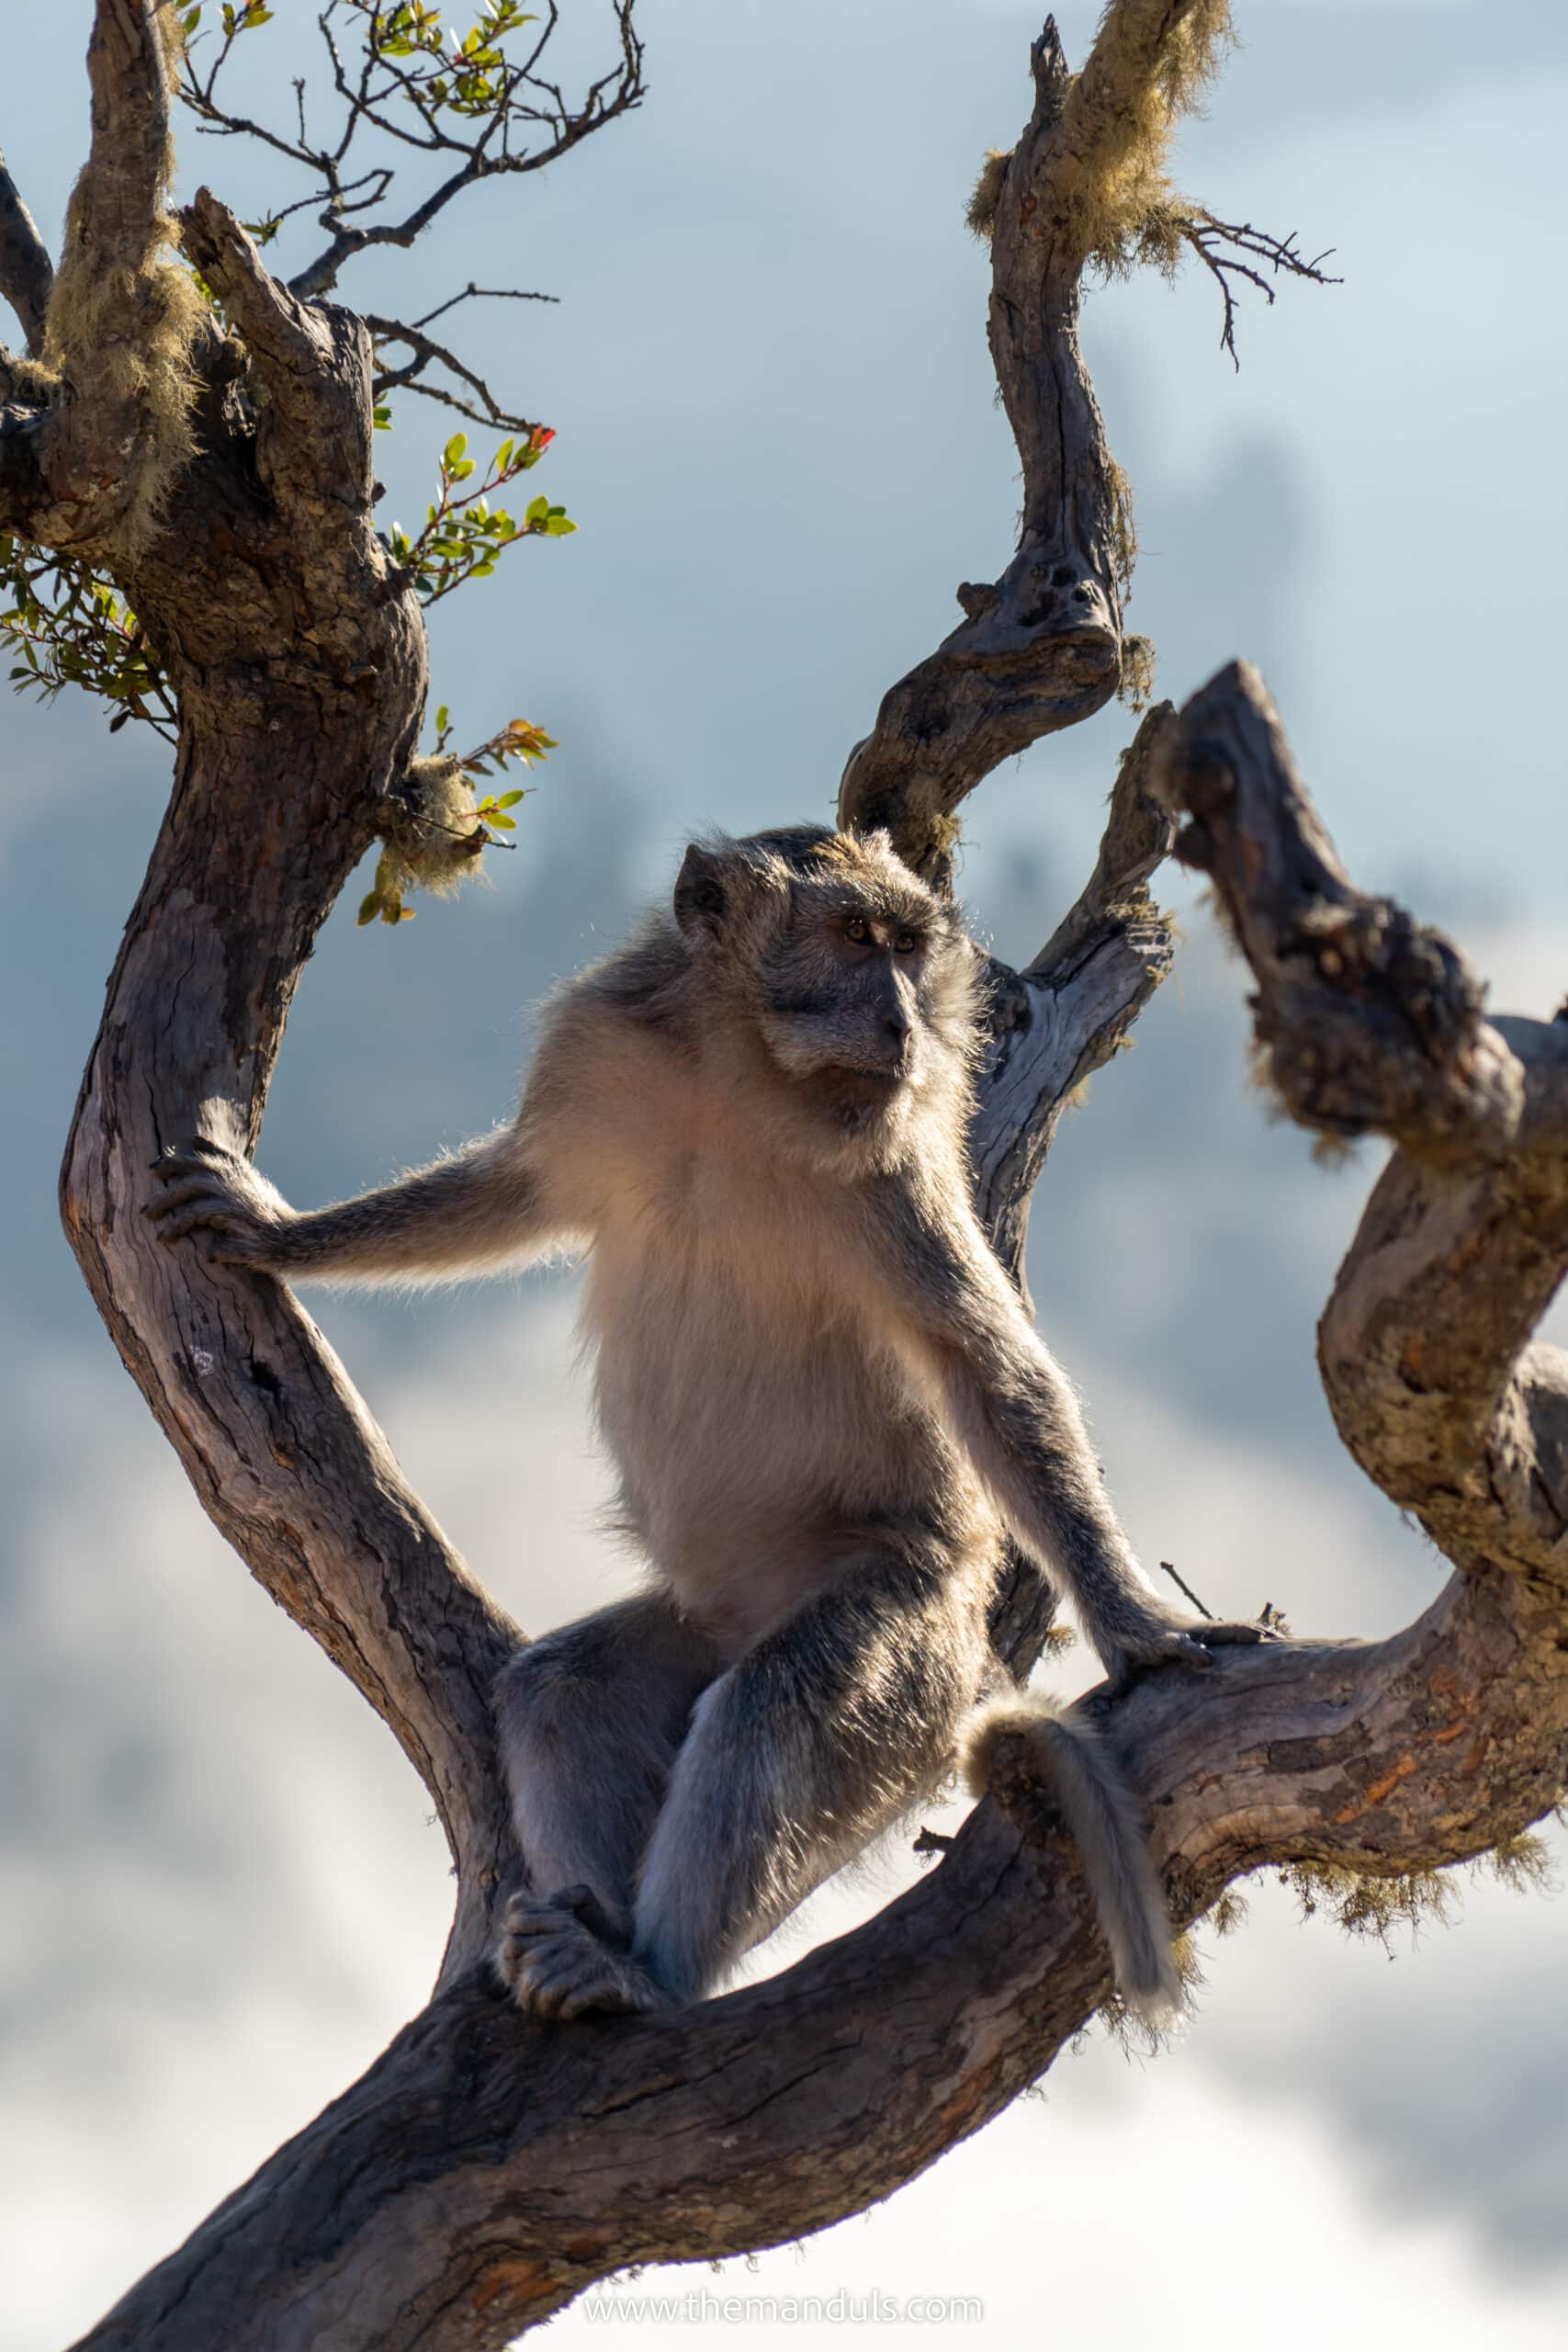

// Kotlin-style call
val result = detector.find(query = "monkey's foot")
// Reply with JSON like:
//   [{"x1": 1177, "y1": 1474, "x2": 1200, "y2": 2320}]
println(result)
[
  {"x1": 1104, "y1": 1615, "x2": 1284, "y2": 1690},
  {"x1": 494, "y1": 1888, "x2": 673, "y2": 2021}
]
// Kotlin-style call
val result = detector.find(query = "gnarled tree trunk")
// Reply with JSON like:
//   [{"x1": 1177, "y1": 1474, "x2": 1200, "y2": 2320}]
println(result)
[{"x1": 0, "y1": 6, "x2": 1559, "y2": 2346}]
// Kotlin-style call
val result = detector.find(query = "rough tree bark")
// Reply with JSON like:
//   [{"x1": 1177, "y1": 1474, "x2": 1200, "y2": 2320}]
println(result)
[{"x1": 0, "y1": 6, "x2": 1560, "y2": 2346}]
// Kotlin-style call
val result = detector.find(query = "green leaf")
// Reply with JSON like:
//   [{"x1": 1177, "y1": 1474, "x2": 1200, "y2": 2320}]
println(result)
[
  {"x1": 544, "y1": 515, "x2": 577, "y2": 536},
  {"x1": 525, "y1": 493, "x2": 549, "y2": 525},
  {"x1": 357, "y1": 891, "x2": 384, "y2": 927},
  {"x1": 444, "y1": 432, "x2": 468, "y2": 469},
  {"x1": 493, "y1": 789, "x2": 525, "y2": 808}
]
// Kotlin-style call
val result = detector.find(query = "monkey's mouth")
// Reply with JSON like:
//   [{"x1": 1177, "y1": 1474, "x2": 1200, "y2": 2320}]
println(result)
[{"x1": 818, "y1": 1065, "x2": 908, "y2": 1112}]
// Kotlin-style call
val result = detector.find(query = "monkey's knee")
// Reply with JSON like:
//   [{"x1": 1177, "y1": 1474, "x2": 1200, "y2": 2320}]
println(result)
[{"x1": 492, "y1": 1631, "x2": 591, "y2": 1759}]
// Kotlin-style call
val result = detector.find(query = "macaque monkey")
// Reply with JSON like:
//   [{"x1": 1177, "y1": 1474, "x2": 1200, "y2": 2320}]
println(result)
[{"x1": 149, "y1": 824, "x2": 1268, "y2": 2021}]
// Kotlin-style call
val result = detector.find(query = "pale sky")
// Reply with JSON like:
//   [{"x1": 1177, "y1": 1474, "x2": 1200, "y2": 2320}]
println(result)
[{"x1": 3, "y1": 4, "x2": 1566, "y2": 2346}]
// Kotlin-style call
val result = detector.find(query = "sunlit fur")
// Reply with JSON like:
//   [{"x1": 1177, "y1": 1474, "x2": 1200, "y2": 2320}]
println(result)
[{"x1": 147, "y1": 823, "x2": 1269, "y2": 2024}]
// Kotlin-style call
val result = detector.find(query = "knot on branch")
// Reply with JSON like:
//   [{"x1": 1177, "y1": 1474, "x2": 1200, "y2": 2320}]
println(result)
[
  {"x1": 1161, "y1": 664, "x2": 1525, "y2": 1159},
  {"x1": 1258, "y1": 895, "x2": 1518, "y2": 1152},
  {"x1": 954, "y1": 578, "x2": 1000, "y2": 622}
]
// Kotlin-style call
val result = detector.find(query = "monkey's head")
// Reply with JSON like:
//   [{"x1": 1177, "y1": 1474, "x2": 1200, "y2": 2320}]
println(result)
[{"x1": 672, "y1": 826, "x2": 980, "y2": 1145}]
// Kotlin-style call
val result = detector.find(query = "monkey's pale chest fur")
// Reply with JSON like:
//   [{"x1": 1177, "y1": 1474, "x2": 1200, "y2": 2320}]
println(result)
[{"x1": 577, "y1": 1096, "x2": 987, "y2": 1654}]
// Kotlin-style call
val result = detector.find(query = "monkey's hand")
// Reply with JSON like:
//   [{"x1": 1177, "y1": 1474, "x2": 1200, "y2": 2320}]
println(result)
[
  {"x1": 494, "y1": 1887, "x2": 674, "y2": 2022},
  {"x1": 145, "y1": 1139, "x2": 298, "y2": 1269}
]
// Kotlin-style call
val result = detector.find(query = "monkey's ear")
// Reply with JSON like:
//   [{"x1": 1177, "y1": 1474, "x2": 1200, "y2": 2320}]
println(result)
[{"x1": 673, "y1": 842, "x2": 728, "y2": 937}]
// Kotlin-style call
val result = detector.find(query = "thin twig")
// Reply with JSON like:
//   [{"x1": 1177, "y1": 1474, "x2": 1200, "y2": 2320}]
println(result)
[
  {"x1": 1158, "y1": 1560, "x2": 1215, "y2": 1620},
  {"x1": 1180, "y1": 212, "x2": 1340, "y2": 369}
]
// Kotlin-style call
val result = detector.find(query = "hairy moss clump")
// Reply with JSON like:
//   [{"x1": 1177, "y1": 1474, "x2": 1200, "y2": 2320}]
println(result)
[
  {"x1": 965, "y1": 147, "x2": 1013, "y2": 240},
  {"x1": 1281, "y1": 1860, "x2": 1455, "y2": 1952},
  {"x1": 1479, "y1": 1828, "x2": 1559, "y2": 1896},
  {"x1": 35, "y1": 0, "x2": 205, "y2": 557},
  {"x1": 1105, "y1": 454, "x2": 1138, "y2": 594},
  {"x1": 1118, "y1": 633, "x2": 1156, "y2": 711},
  {"x1": 360, "y1": 755, "x2": 489, "y2": 925},
  {"x1": 1205, "y1": 1885, "x2": 1249, "y2": 1938},
  {"x1": 1069, "y1": 0, "x2": 1235, "y2": 279}
]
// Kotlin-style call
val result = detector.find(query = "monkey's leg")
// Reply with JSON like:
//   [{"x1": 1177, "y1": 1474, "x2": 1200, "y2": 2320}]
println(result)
[
  {"x1": 628, "y1": 1553, "x2": 990, "y2": 2008},
  {"x1": 492, "y1": 1592, "x2": 721, "y2": 2016}
]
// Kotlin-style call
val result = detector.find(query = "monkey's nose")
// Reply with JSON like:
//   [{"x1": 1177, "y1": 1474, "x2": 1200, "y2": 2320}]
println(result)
[{"x1": 884, "y1": 1006, "x2": 910, "y2": 1046}]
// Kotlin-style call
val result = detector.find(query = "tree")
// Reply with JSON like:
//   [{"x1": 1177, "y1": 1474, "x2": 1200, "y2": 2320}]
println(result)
[{"x1": 4, "y1": 4, "x2": 1563, "y2": 2345}]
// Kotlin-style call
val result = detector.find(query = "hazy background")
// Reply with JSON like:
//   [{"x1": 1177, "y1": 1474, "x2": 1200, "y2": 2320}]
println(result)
[{"x1": 4, "y1": 1, "x2": 1567, "y2": 2344}]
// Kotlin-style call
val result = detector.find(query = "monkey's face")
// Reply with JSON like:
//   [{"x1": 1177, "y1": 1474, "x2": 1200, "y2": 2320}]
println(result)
[
  {"x1": 673, "y1": 828, "x2": 980, "y2": 1139},
  {"x1": 758, "y1": 892, "x2": 935, "y2": 1108}
]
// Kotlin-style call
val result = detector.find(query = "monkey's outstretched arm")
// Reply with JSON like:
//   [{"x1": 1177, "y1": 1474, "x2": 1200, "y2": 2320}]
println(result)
[
  {"x1": 868, "y1": 1171, "x2": 1270, "y2": 1685},
  {"x1": 146, "y1": 1125, "x2": 579, "y2": 1285}
]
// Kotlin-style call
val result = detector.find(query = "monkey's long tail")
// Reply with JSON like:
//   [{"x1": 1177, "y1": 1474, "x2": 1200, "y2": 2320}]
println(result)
[{"x1": 962, "y1": 1696, "x2": 1181, "y2": 2026}]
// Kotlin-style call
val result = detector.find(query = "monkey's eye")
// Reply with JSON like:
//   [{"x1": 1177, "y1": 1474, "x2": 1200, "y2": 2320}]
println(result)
[
  {"x1": 845, "y1": 916, "x2": 870, "y2": 944},
  {"x1": 895, "y1": 932, "x2": 920, "y2": 956}
]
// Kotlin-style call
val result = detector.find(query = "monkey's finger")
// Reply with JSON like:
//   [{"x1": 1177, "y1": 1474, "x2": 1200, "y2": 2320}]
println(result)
[
  {"x1": 514, "y1": 1943, "x2": 590, "y2": 2018},
  {"x1": 557, "y1": 1970, "x2": 646, "y2": 2020},
  {"x1": 520, "y1": 1973, "x2": 569, "y2": 2021},
  {"x1": 148, "y1": 1155, "x2": 218, "y2": 1186},
  {"x1": 144, "y1": 1179, "x2": 240, "y2": 1218},
  {"x1": 1171, "y1": 1633, "x2": 1218, "y2": 1667},
  {"x1": 501, "y1": 1895, "x2": 582, "y2": 1943},
  {"x1": 146, "y1": 1200, "x2": 238, "y2": 1237},
  {"x1": 148, "y1": 1140, "x2": 242, "y2": 1179},
  {"x1": 152, "y1": 1209, "x2": 260, "y2": 1251}
]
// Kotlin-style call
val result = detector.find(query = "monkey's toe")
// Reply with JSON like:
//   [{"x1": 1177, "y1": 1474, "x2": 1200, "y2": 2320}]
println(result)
[
  {"x1": 1195, "y1": 1619, "x2": 1282, "y2": 1649},
  {"x1": 1111, "y1": 1616, "x2": 1284, "y2": 1688}
]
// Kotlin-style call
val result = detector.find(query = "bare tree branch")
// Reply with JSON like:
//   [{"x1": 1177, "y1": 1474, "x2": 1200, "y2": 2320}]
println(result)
[
  {"x1": 837, "y1": 24, "x2": 1127, "y2": 880},
  {"x1": 0, "y1": 145, "x2": 54, "y2": 353},
  {"x1": 1156, "y1": 661, "x2": 1525, "y2": 1158},
  {"x1": 180, "y1": 186, "x2": 378, "y2": 517},
  {"x1": 169, "y1": 0, "x2": 649, "y2": 301},
  {"x1": 974, "y1": 701, "x2": 1179, "y2": 1283},
  {"x1": 1178, "y1": 212, "x2": 1339, "y2": 368},
  {"x1": 69, "y1": 1561, "x2": 1568, "y2": 2350},
  {"x1": 1154, "y1": 661, "x2": 1568, "y2": 1591},
  {"x1": 367, "y1": 297, "x2": 555, "y2": 435}
]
